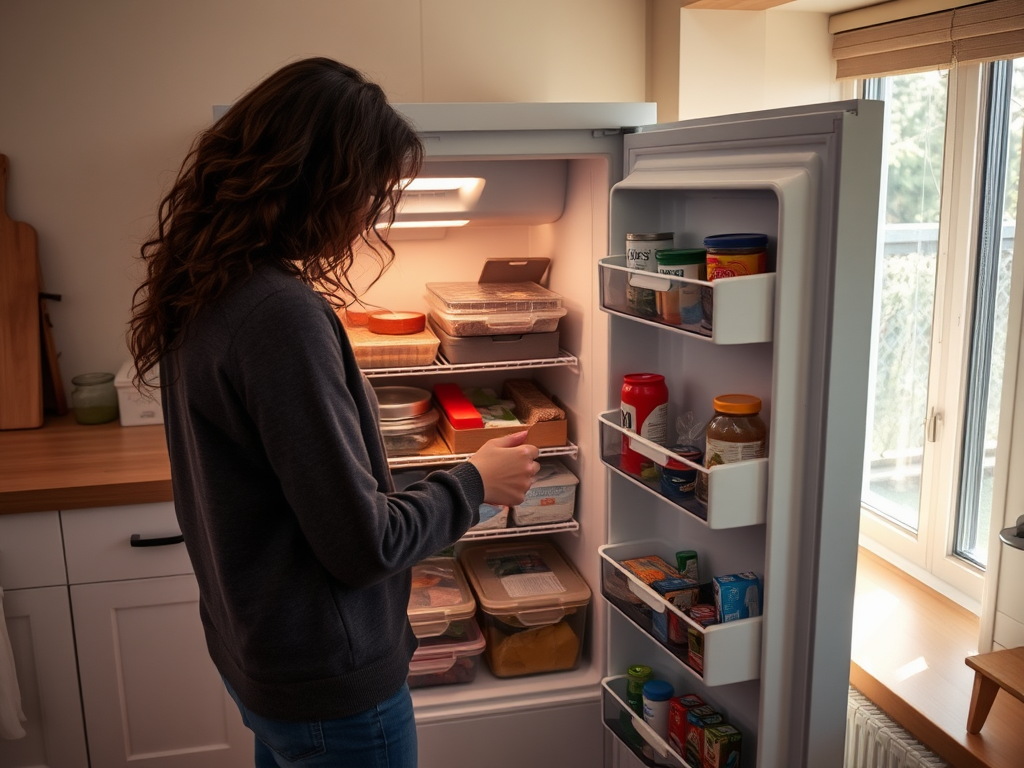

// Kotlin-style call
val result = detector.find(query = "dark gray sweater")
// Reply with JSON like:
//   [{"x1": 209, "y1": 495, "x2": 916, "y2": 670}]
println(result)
[{"x1": 161, "y1": 265, "x2": 483, "y2": 721}]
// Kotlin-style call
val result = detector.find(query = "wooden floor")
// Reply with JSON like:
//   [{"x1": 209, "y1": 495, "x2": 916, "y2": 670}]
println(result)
[{"x1": 850, "y1": 547, "x2": 1024, "y2": 768}]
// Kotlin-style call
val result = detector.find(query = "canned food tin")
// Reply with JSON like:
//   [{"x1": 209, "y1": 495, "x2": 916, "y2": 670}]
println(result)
[
  {"x1": 626, "y1": 233, "x2": 673, "y2": 317},
  {"x1": 620, "y1": 373, "x2": 669, "y2": 476},
  {"x1": 703, "y1": 233, "x2": 768, "y2": 281}
]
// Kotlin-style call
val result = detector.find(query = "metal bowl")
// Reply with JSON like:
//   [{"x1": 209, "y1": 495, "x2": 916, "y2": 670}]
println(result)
[{"x1": 373, "y1": 386, "x2": 433, "y2": 421}]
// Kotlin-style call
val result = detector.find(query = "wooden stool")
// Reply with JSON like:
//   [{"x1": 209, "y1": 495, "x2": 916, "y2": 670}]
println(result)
[{"x1": 965, "y1": 646, "x2": 1024, "y2": 734}]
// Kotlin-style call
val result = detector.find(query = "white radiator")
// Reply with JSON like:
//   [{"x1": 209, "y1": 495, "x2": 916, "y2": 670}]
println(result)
[{"x1": 846, "y1": 687, "x2": 948, "y2": 768}]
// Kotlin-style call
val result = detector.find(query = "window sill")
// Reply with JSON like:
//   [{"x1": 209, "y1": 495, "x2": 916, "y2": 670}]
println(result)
[{"x1": 851, "y1": 547, "x2": 1024, "y2": 768}]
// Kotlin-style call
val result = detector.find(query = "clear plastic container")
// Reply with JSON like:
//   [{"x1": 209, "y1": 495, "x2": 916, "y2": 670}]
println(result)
[
  {"x1": 407, "y1": 617, "x2": 486, "y2": 689},
  {"x1": 511, "y1": 459, "x2": 579, "y2": 526},
  {"x1": 426, "y1": 281, "x2": 567, "y2": 337},
  {"x1": 428, "y1": 316, "x2": 560, "y2": 363},
  {"x1": 407, "y1": 557, "x2": 477, "y2": 639},
  {"x1": 459, "y1": 540, "x2": 591, "y2": 678},
  {"x1": 379, "y1": 408, "x2": 439, "y2": 456}
]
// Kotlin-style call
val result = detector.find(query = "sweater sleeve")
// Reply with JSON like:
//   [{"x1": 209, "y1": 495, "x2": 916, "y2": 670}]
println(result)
[{"x1": 227, "y1": 288, "x2": 483, "y2": 588}]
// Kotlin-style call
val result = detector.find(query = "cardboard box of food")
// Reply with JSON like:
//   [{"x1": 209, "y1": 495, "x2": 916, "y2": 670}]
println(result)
[{"x1": 436, "y1": 408, "x2": 567, "y2": 453}]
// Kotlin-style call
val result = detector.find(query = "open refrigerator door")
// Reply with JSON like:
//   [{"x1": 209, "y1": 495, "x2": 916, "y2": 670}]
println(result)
[{"x1": 359, "y1": 101, "x2": 881, "y2": 768}]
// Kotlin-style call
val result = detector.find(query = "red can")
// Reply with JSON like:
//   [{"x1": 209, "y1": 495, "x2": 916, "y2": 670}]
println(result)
[{"x1": 620, "y1": 373, "x2": 669, "y2": 475}]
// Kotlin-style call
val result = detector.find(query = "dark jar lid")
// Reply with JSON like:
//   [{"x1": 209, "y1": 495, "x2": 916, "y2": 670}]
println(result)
[
  {"x1": 655, "y1": 248, "x2": 706, "y2": 265},
  {"x1": 703, "y1": 233, "x2": 768, "y2": 250}
]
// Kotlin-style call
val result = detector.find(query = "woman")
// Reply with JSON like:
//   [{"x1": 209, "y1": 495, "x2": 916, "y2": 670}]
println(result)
[{"x1": 127, "y1": 58, "x2": 539, "y2": 768}]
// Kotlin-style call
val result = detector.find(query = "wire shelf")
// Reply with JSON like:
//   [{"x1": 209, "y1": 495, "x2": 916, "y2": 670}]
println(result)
[
  {"x1": 461, "y1": 519, "x2": 579, "y2": 541},
  {"x1": 363, "y1": 350, "x2": 580, "y2": 378},
  {"x1": 387, "y1": 441, "x2": 579, "y2": 470}
]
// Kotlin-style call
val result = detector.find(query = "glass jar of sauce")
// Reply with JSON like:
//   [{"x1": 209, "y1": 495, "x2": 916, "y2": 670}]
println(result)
[
  {"x1": 694, "y1": 394, "x2": 766, "y2": 503},
  {"x1": 703, "y1": 233, "x2": 768, "y2": 280}
]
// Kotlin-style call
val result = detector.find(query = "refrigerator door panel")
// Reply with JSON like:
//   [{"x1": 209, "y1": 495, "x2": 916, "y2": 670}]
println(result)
[{"x1": 608, "y1": 101, "x2": 883, "y2": 768}]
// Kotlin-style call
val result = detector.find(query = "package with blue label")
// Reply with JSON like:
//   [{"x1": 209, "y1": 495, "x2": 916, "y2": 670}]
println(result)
[
  {"x1": 511, "y1": 459, "x2": 579, "y2": 526},
  {"x1": 712, "y1": 572, "x2": 762, "y2": 622},
  {"x1": 470, "y1": 503, "x2": 509, "y2": 531}
]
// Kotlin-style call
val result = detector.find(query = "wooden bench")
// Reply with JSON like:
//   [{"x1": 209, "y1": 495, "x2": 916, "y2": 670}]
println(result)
[{"x1": 965, "y1": 646, "x2": 1024, "y2": 734}]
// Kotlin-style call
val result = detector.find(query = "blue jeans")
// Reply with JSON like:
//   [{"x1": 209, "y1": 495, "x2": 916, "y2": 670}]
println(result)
[{"x1": 223, "y1": 677, "x2": 418, "y2": 768}]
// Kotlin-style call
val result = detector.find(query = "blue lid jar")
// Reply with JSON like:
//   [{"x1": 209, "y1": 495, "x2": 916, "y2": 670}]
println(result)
[
  {"x1": 703, "y1": 233, "x2": 768, "y2": 250},
  {"x1": 642, "y1": 679, "x2": 674, "y2": 702}
]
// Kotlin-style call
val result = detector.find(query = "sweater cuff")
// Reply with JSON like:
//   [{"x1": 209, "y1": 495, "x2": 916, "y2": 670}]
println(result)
[{"x1": 449, "y1": 462, "x2": 485, "y2": 514}]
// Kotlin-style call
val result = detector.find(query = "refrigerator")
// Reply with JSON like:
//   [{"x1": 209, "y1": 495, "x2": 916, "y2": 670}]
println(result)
[{"x1": 354, "y1": 100, "x2": 884, "y2": 768}]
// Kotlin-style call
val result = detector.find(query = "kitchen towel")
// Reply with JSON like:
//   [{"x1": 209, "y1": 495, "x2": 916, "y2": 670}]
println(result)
[{"x1": 0, "y1": 586, "x2": 27, "y2": 739}]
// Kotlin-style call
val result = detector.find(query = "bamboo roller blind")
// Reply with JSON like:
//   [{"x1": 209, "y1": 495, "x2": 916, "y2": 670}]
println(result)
[{"x1": 832, "y1": 0, "x2": 1024, "y2": 79}]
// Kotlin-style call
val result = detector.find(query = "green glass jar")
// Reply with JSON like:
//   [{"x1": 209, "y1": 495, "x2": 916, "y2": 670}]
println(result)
[{"x1": 71, "y1": 372, "x2": 119, "y2": 425}]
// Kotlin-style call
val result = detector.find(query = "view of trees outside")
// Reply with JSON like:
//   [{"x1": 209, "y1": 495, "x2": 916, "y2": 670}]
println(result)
[{"x1": 864, "y1": 71, "x2": 948, "y2": 531}]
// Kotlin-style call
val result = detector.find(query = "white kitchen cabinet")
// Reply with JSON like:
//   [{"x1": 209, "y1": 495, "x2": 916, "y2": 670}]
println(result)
[
  {"x1": 69, "y1": 573, "x2": 252, "y2": 768},
  {"x1": 0, "y1": 586, "x2": 89, "y2": 768}
]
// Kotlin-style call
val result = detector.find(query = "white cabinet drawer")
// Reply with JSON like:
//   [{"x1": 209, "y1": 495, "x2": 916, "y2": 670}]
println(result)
[
  {"x1": 61, "y1": 503, "x2": 193, "y2": 584},
  {"x1": 0, "y1": 511, "x2": 67, "y2": 589}
]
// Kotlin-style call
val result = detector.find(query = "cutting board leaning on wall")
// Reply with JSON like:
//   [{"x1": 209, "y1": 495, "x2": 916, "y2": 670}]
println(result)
[{"x1": 0, "y1": 153, "x2": 43, "y2": 429}]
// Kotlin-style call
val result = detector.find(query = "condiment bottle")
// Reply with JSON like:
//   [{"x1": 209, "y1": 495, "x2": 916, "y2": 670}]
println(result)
[
  {"x1": 620, "y1": 373, "x2": 669, "y2": 476},
  {"x1": 694, "y1": 394, "x2": 767, "y2": 504},
  {"x1": 643, "y1": 679, "x2": 675, "y2": 739},
  {"x1": 703, "y1": 233, "x2": 768, "y2": 280},
  {"x1": 655, "y1": 248, "x2": 705, "y2": 328}
]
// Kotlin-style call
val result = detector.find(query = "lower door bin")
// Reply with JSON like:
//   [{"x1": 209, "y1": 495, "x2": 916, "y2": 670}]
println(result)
[{"x1": 408, "y1": 618, "x2": 486, "y2": 688}]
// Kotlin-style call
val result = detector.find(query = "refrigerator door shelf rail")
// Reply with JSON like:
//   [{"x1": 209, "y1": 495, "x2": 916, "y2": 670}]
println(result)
[
  {"x1": 601, "y1": 676, "x2": 691, "y2": 767},
  {"x1": 461, "y1": 518, "x2": 579, "y2": 541},
  {"x1": 388, "y1": 441, "x2": 578, "y2": 469},
  {"x1": 598, "y1": 412, "x2": 767, "y2": 529},
  {"x1": 600, "y1": 542, "x2": 762, "y2": 687},
  {"x1": 599, "y1": 256, "x2": 775, "y2": 345},
  {"x1": 362, "y1": 349, "x2": 580, "y2": 378}
]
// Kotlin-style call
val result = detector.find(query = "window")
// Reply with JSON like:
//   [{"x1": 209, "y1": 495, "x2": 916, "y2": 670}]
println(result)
[{"x1": 860, "y1": 59, "x2": 1023, "y2": 604}]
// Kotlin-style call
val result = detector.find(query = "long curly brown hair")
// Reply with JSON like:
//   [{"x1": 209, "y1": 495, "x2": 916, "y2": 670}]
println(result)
[{"x1": 128, "y1": 57, "x2": 423, "y2": 383}]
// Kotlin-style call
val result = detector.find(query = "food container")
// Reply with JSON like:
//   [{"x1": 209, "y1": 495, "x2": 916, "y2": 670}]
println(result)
[
  {"x1": 407, "y1": 557, "x2": 477, "y2": 639},
  {"x1": 470, "y1": 503, "x2": 509, "y2": 531},
  {"x1": 511, "y1": 459, "x2": 578, "y2": 526},
  {"x1": 340, "y1": 312, "x2": 439, "y2": 369},
  {"x1": 459, "y1": 540, "x2": 591, "y2": 678},
  {"x1": 114, "y1": 361, "x2": 163, "y2": 426},
  {"x1": 703, "y1": 233, "x2": 769, "y2": 281},
  {"x1": 428, "y1": 316, "x2": 560, "y2": 364},
  {"x1": 425, "y1": 281, "x2": 567, "y2": 337},
  {"x1": 407, "y1": 617, "x2": 486, "y2": 689},
  {"x1": 374, "y1": 385, "x2": 438, "y2": 456},
  {"x1": 626, "y1": 232, "x2": 673, "y2": 318}
]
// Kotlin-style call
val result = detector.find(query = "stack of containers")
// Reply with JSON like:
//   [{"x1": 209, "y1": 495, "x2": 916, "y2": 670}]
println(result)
[
  {"x1": 424, "y1": 258, "x2": 567, "y2": 364},
  {"x1": 406, "y1": 558, "x2": 486, "y2": 688},
  {"x1": 458, "y1": 540, "x2": 591, "y2": 678}
]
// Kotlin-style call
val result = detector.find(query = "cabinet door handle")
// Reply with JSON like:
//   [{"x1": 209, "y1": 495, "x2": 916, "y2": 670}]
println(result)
[{"x1": 129, "y1": 533, "x2": 185, "y2": 547}]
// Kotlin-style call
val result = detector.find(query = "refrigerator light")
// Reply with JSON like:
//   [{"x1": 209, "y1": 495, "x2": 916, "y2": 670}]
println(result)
[{"x1": 379, "y1": 220, "x2": 470, "y2": 229}]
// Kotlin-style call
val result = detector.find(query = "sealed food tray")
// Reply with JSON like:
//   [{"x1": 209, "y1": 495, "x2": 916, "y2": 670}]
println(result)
[
  {"x1": 512, "y1": 459, "x2": 579, "y2": 526},
  {"x1": 340, "y1": 312, "x2": 440, "y2": 368},
  {"x1": 407, "y1": 616, "x2": 486, "y2": 689},
  {"x1": 426, "y1": 281, "x2": 567, "y2": 337},
  {"x1": 407, "y1": 557, "x2": 477, "y2": 639},
  {"x1": 459, "y1": 540, "x2": 591, "y2": 678},
  {"x1": 428, "y1": 316, "x2": 560, "y2": 363}
]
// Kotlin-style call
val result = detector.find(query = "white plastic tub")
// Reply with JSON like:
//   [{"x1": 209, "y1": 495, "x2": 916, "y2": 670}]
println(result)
[{"x1": 114, "y1": 361, "x2": 163, "y2": 427}]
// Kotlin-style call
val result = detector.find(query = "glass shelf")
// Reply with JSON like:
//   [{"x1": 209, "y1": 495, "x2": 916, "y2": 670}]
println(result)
[
  {"x1": 600, "y1": 541, "x2": 762, "y2": 687},
  {"x1": 363, "y1": 350, "x2": 579, "y2": 378},
  {"x1": 599, "y1": 256, "x2": 775, "y2": 345},
  {"x1": 598, "y1": 412, "x2": 766, "y2": 529}
]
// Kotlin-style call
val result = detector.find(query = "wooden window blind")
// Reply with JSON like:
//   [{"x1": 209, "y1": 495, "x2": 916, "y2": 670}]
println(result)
[{"x1": 832, "y1": 0, "x2": 1024, "y2": 79}]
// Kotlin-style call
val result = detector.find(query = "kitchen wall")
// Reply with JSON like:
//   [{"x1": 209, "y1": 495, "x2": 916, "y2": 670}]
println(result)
[{"x1": 0, "y1": 0, "x2": 647, "y2": 389}]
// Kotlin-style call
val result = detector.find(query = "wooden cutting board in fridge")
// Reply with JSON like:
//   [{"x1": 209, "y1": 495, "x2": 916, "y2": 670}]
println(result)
[{"x1": 0, "y1": 154, "x2": 43, "y2": 429}]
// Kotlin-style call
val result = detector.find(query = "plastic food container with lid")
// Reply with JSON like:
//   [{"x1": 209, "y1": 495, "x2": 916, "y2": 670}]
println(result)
[
  {"x1": 407, "y1": 616, "x2": 486, "y2": 689},
  {"x1": 428, "y1": 316, "x2": 560, "y2": 364},
  {"x1": 373, "y1": 386, "x2": 439, "y2": 456},
  {"x1": 703, "y1": 233, "x2": 769, "y2": 281},
  {"x1": 511, "y1": 459, "x2": 579, "y2": 526},
  {"x1": 340, "y1": 311, "x2": 440, "y2": 369},
  {"x1": 458, "y1": 540, "x2": 591, "y2": 678},
  {"x1": 425, "y1": 281, "x2": 567, "y2": 337},
  {"x1": 407, "y1": 557, "x2": 477, "y2": 639}
]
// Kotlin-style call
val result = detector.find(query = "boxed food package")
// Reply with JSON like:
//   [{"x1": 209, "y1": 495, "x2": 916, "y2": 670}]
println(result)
[
  {"x1": 459, "y1": 540, "x2": 591, "y2": 678},
  {"x1": 684, "y1": 705, "x2": 724, "y2": 768},
  {"x1": 114, "y1": 361, "x2": 163, "y2": 426},
  {"x1": 713, "y1": 572, "x2": 762, "y2": 622},
  {"x1": 704, "y1": 724, "x2": 742, "y2": 768},
  {"x1": 436, "y1": 379, "x2": 567, "y2": 453},
  {"x1": 407, "y1": 557, "x2": 476, "y2": 640},
  {"x1": 429, "y1": 316, "x2": 560, "y2": 364},
  {"x1": 601, "y1": 562, "x2": 652, "y2": 632},
  {"x1": 512, "y1": 459, "x2": 579, "y2": 526},
  {"x1": 470, "y1": 503, "x2": 509, "y2": 531},
  {"x1": 407, "y1": 617, "x2": 486, "y2": 689},
  {"x1": 668, "y1": 694, "x2": 706, "y2": 756},
  {"x1": 340, "y1": 311, "x2": 439, "y2": 369}
]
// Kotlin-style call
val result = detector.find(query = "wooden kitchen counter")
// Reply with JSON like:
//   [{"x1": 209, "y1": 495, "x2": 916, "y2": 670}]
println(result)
[{"x1": 0, "y1": 413, "x2": 171, "y2": 515}]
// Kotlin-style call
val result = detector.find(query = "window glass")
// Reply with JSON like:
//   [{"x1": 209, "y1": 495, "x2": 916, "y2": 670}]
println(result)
[
  {"x1": 956, "y1": 58, "x2": 1023, "y2": 566},
  {"x1": 863, "y1": 72, "x2": 949, "y2": 531}
]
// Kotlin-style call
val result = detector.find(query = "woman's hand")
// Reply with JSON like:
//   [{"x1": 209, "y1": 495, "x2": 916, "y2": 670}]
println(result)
[{"x1": 468, "y1": 431, "x2": 540, "y2": 507}]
